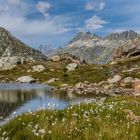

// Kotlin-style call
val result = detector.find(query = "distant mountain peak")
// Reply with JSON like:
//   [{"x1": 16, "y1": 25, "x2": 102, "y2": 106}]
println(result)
[
  {"x1": 106, "y1": 30, "x2": 139, "y2": 40},
  {"x1": 69, "y1": 31, "x2": 99, "y2": 44},
  {"x1": 49, "y1": 30, "x2": 140, "y2": 64}
]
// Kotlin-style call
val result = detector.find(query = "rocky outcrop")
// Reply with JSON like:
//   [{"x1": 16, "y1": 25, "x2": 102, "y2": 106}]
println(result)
[
  {"x1": 60, "y1": 82, "x2": 134, "y2": 96},
  {"x1": 49, "y1": 53, "x2": 83, "y2": 64},
  {"x1": 107, "y1": 75, "x2": 122, "y2": 84},
  {"x1": 0, "y1": 56, "x2": 26, "y2": 70},
  {"x1": 113, "y1": 37, "x2": 140, "y2": 59},
  {"x1": 16, "y1": 76, "x2": 36, "y2": 83},
  {"x1": 0, "y1": 27, "x2": 48, "y2": 62},
  {"x1": 59, "y1": 76, "x2": 139, "y2": 96}
]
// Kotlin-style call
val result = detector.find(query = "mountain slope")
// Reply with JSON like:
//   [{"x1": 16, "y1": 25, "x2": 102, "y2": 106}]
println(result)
[
  {"x1": 48, "y1": 30, "x2": 140, "y2": 64},
  {"x1": 0, "y1": 27, "x2": 47, "y2": 61}
]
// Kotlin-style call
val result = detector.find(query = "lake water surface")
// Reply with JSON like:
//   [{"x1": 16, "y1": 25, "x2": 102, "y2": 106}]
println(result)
[{"x1": 0, "y1": 83, "x2": 103, "y2": 126}]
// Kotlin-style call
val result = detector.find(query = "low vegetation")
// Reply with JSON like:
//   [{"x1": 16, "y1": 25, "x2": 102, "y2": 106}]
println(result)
[
  {"x1": 0, "y1": 56, "x2": 140, "y2": 87},
  {"x1": 0, "y1": 97, "x2": 140, "y2": 140}
]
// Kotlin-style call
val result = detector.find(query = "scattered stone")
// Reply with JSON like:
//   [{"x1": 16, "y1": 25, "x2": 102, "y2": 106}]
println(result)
[
  {"x1": 50, "y1": 55, "x2": 61, "y2": 62},
  {"x1": 67, "y1": 63, "x2": 78, "y2": 71},
  {"x1": 123, "y1": 77, "x2": 134, "y2": 83},
  {"x1": 27, "y1": 69, "x2": 31, "y2": 73},
  {"x1": 107, "y1": 75, "x2": 122, "y2": 84},
  {"x1": 61, "y1": 81, "x2": 134, "y2": 96},
  {"x1": 109, "y1": 61, "x2": 118, "y2": 65},
  {"x1": 46, "y1": 78, "x2": 60, "y2": 84},
  {"x1": 16, "y1": 76, "x2": 36, "y2": 83},
  {"x1": 120, "y1": 77, "x2": 134, "y2": 88},
  {"x1": 32, "y1": 65, "x2": 45, "y2": 72},
  {"x1": 49, "y1": 69, "x2": 55, "y2": 72}
]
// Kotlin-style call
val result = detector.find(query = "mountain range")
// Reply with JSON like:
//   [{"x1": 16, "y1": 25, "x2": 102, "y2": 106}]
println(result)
[
  {"x1": 45, "y1": 30, "x2": 140, "y2": 64},
  {"x1": 0, "y1": 26, "x2": 140, "y2": 64}
]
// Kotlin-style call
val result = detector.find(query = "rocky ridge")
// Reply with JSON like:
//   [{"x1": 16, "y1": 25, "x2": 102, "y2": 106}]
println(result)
[{"x1": 47, "y1": 30, "x2": 140, "y2": 64}]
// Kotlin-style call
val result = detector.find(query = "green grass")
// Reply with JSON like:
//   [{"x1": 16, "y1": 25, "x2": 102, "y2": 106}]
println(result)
[
  {"x1": 0, "y1": 56, "x2": 140, "y2": 87},
  {"x1": 0, "y1": 97, "x2": 140, "y2": 140},
  {"x1": 0, "y1": 61, "x2": 110, "y2": 86}
]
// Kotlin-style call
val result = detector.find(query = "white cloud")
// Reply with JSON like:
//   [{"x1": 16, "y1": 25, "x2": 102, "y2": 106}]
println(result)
[
  {"x1": 99, "y1": 2, "x2": 105, "y2": 11},
  {"x1": 36, "y1": 1, "x2": 51, "y2": 16},
  {"x1": 85, "y1": 1, "x2": 105, "y2": 11},
  {"x1": 0, "y1": 0, "x2": 71, "y2": 38},
  {"x1": 0, "y1": 15, "x2": 72, "y2": 37},
  {"x1": 85, "y1": 15, "x2": 107, "y2": 31},
  {"x1": 0, "y1": 0, "x2": 28, "y2": 16}
]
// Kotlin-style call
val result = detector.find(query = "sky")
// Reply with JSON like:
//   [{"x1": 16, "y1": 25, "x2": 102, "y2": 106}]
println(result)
[{"x1": 0, "y1": 0, "x2": 140, "y2": 48}]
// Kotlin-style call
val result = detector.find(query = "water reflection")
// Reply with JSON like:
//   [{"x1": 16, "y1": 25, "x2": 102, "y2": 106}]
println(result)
[
  {"x1": 0, "y1": 83, "x2": 104, "y2": 125},
  {"x1": 0, "y1": 84, "x2": 68, "y2": 125}
]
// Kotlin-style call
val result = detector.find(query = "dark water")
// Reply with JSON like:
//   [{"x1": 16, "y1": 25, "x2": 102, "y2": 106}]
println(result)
[{"x1": 0, "y1": 83, "x2": 102, "y2": 125}]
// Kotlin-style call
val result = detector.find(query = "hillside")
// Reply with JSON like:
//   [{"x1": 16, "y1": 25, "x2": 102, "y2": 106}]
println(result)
[{"x1": 0, "y1": 27, "x2": 47, "y2": 61}]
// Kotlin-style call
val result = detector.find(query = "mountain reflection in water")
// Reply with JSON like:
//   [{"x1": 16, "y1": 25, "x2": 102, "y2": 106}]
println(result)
[{"x1": 0, "y1": 83, "x2": 104, "y2": 125}]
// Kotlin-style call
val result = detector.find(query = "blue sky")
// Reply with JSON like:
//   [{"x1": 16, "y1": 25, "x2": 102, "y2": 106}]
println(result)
[{"x1": 0, "y1": 0, "x2": 140, "y2": 48}]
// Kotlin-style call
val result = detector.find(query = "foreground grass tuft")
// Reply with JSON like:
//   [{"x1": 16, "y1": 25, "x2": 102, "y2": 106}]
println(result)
[{"x1": 0, "y1": 97, "x2": 140, "y2": 140}]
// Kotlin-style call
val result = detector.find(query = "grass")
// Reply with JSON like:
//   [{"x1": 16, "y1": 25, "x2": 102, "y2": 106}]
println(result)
[
  {"x1": 0, "y1": 97, "x2": 140, "y2": 140},
  {"x1": 0, "y1": 56, "x2": 140, "y2": 139},
  {"x1": 0, "y1": 61, "x2": 110, "y2": 86},
  {"x1": 0, "y1": 56, "x2": 140, "y2": 87}
]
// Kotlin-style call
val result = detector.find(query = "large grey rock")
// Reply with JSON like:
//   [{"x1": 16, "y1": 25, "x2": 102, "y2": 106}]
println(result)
[
  {"x1": 32, "y1": 65, "x2": 45, "y2": 72},
  {"x1": 67, "y1": 63, "x2": 78, "y2": 71},
  {"x1": 50, "y1": 55, "x2": 61, "y2": 62},
  {"x1": 113, "y1": 37, "x2": 140, "y2": 60},
  {"x1": 107, "y1": 75, "x2": 122, "y2": 84},
  {"x1": 0, "y1": 56, "x2": 25, "y2": 70},
  {"x1": 16, "y1": 76, "x2": 36, "y2": 83}
]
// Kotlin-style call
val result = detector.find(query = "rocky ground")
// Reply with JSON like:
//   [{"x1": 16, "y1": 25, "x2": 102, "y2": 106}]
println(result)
[
  {"x1": 0, "y1": 54, "x2": 139, "y2": 97},
  {"x1": 59, "y1": 76, "x2": 140, "y2": 96}
]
